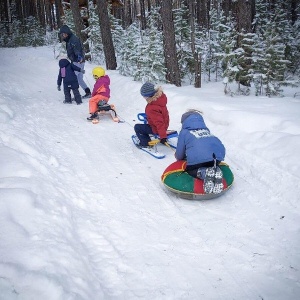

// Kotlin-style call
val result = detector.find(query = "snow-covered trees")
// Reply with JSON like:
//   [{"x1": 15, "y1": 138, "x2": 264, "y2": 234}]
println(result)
[{"x1": 1, "y1": 0, "x2": 299, "y2": 96}]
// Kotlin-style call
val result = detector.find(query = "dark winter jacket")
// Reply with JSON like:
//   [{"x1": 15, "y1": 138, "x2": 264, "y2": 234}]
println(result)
[
  {"x1": 175, "y1": 112, "x2": 226, "y2": 168},
  {"x1": 59, "y1": 25, "x2": 85, "y2": 63},
  {"x1": 145, "y1": 87, "x2": 169, "y2": 139},
  {"x1": 57, "y1": 59, "x2": 81, "y2": 89}
]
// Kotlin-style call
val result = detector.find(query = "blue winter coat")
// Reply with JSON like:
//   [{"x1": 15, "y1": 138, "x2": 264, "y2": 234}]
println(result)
[
  {"x1": 59, "y1": 25, "x2": 84, "y2": 63},
  {"x1": 175, "y1": 113, "x2": 226, "y2": 167},
  {"x1": 57, "y1": 59, "x2": 81, "y2": 89}
]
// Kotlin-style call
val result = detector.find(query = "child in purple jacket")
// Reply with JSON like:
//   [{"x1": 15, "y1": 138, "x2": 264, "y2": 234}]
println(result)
[{"x1": 87, "y1": 67, "x2": 111, "y2": 120}]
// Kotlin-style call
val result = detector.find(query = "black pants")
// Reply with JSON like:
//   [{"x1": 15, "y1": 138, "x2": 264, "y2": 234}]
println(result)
[
  {"x1": 64, "y1": 85, "x2": 82, "y2": 104},
  {"x1": 134, "y1": 124, "x2": 154, "y2": 146},
  {"x1": 186, "y1": 160, "x2": 220, "y2": 178}
]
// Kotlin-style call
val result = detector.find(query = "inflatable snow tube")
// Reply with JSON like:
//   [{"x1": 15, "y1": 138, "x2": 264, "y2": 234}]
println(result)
[{"x1": 161, "y1": 160, "x2": 234, "y2": 200}]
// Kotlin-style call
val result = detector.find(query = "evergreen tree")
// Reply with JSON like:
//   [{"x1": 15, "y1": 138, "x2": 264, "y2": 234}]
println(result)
[
  {"x1": 173, "y1": 3, "x2": 193, "y2": 82},
  {"x1": 23, "y1": 16, "x2": 45, "y2": 47},
  {"x1": 133, "y1": 7, "x2": 165, "y2": 83},
  {"x1": 252, "y1": 0, "x2": 291, "y2": 96},
  {"x1": 109, "y1": 4, "x2": 126, "y2": 65},
  {"x1": 86, "y1": 1, "x2": 104, "y2": 64},
  {"x1": 160, "y1": 0, "x2": 181, "y2": 86},
  {"x1": 289, "y1": 5, "x2": 300, "y2": 77},
  {"x1": 0, "y1": 1, "x2": 44, "y2": 47},
  {"x1": 209, "y1": 7, "x2": 238, "y2": 94},
  {"x1": 235, "y1": 31, "x2": 256, "y2": 93},
  {"x1": 118, "y1": 22, "x2": 141, "y2": 77},
  {"x1": 205, "y1": 6, "x2": 227, "y2": 82}
]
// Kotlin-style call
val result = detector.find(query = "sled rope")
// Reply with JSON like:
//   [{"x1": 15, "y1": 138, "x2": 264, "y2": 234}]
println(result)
[{"x1": 115, "y1": 113, "x2": 133, "y2": 127}]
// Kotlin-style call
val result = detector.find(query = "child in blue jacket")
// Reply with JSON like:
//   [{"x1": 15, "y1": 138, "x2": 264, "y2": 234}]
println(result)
[
  {"x1": 175, "y1": 110, "x2": 226, "y2": 194},
  {"x1": 57, "y1": 58, "x2": 84, "y2": 105}
]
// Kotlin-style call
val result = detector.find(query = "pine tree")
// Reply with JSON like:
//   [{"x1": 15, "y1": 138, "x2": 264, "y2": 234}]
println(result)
[
  {"x1": 209, "y1": 7, "x2": 239, "y2": 94},
  {"x1": 86, "y1": 1, "x2": 104, "y2": 64},
  {"x1": 288, "y1": 5, "x2": 300, "y2": 77},
  {"x1": 0, "y1": 1, "x2": 44, "y2": 47},
  {"x1": 23, "y1": 16, "x2": 45, "y2": 47},
  {"x1": 252, "y1": 0, "x2": 291, "y2": 96},
  {"x1": 173, "y1": 3, "x2": 193, "y2": 83},
  {"x1": 235, "y1": 31, "x2": 256, "y2": 94},
  {"x1": 133, "y1": 7, "x2": 165, "y2": 83},
  {"x1": 118, "y1": 22, "x2": 140, "y2": 77}
]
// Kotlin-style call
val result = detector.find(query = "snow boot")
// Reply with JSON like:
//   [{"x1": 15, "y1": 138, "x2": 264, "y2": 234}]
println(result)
[
  {"x1": 212, "y1": 166, "x2": 223, "y2": 194},
  {"x1": 203, "y1": 166, "x2": 223, "y2": 194},
  {"x1": 87, "y1": 113, "x2": 98, "y2": 121},
  {"x1": 203, "y1": 167, "x2": 215, "y2": 194},
  {"x1": 82, "y1": 88, "x2": 91, "y2": 99}
]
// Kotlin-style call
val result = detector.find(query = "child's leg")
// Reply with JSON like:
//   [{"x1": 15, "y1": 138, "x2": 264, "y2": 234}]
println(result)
[
  {"x1": 88, "y1": 95, "x2": 108, "y2": 114},
  {"x1": 64, "y1": 85, "x2": 72, "y2": 103},
  {"x1": 89, "y1": 97, "x2": 100, "y2": 114},
  {"x1": 73, "y1": 88, "x2": 82, "y2": 104},
  {"x1": 134, "y1": 124, "x2": 153, "y2": 146}
]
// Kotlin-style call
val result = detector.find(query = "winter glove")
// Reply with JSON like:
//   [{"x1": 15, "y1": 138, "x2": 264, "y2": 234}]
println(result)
[
  {"x1": 160, "y1": 138, "x2": 167, "y2": 145},
  {"x1": 57, "y1": 85, "x2": 61, "y2": 91},
  {"x1": 81, "y1": 69, "x2": 85, "y2": 74}
]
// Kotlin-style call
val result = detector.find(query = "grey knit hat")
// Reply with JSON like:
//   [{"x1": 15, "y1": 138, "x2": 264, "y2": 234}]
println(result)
[
  {"x1": 140, "y1": 82, "x2": 156, "y2": 97},
  {"x1": 181, "y1": 110, "x2": 203, "y2": 123}
]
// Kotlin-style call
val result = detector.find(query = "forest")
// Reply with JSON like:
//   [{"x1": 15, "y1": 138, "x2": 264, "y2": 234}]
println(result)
[{"x1": 0, "y1": 0, "x2": 299, "y2": 96}]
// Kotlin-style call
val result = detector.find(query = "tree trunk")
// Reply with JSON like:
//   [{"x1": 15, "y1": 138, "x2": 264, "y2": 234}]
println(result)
[
  {"x1": 54, "y1": 0, "x2": 62, "y2": 28},
  {"x1": 123, "y1": 0, "x2": 132, "y2": 28},
  {"x1": 233, "y1": 0, "x2": 254, "y2": 86},
  {"x1": 196, "y1": 0, "x2": 208, "y2": 29},
  {"x1": 188, "y1": 0, "x2": 201, "y2": 88},
  {"x1": 0, "y1": 0, "x2": 9, "y2": 24},
  {"x1": 291, "y1": 0, "x2": 297, "y2": 24},
  {"x1": 140, "y1": 0, "x2": 146, "y2": 30},
  {"x1": 45, "y1": 0, "x2": 53, "y2": 30},
  {"x1": 233, "y1": 0, "x2": 254, "y2": 45},
  {"x1": 24, "y1": 0, "x2": 36, "y2": 18},
  {"x1": 36, "y1": 0, "x2": 45, "y2": 29},
  {"x1": 160, "y1": 0, "x2": 181, "y2": 86},
  {"x1": 221, "y1": 0, "x2": 232, "y2": 19},
  {"x1": 69, "y1": 0, "x2": 90, "y2": 60},
  {"x1": 96, "y1": 0, "x2": 117, "y2": 69}
]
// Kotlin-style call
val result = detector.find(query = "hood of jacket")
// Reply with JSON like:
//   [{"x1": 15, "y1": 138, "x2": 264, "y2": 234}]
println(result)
[
  {"x1": 59, "y1": 58, "x2": 70, "y2": 68},
  {"x1": 146, "y1": 87, "x2": 167, "y2": 107},
  {"x1": 97, "y1": 75, "x2": 110, "y2": 86},
  {"x1": 59, "y1": 25, "x2": 72, "y2": 35},
  {"x1": 59, "y1": 25, "x2": 73, "y2": 41},
  {"x1": 182, "y1": 112, "x2": 208, "y2": 131}
]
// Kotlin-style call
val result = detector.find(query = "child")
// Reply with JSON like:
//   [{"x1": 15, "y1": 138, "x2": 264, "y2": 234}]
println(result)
[
  {"x1": 87, "y1": 67, "x2": 111, "y2": 121},
  {"x1": 175, "y1": 109, "x2": 226, "y2": 193},
  {"x1": 134, "y1": 82, "x2": 169, "y2": 147},
  {"x1": 57, "y1": 58, "x2": 84, "y2": 105}
]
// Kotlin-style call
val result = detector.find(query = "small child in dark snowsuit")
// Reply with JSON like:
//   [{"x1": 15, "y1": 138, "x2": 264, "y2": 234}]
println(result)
[{"x1": 57, "y1": 58, "x2": 84, "y2": 105}]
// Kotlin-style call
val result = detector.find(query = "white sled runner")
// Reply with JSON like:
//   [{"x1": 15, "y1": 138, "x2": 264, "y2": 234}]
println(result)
[{"x1": 131, "y1": 135, "x2": 166, "y2": 159}]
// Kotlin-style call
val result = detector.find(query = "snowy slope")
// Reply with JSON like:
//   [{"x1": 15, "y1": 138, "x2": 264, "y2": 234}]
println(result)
[{"x1": 0, "y1": 46, "x2": 300, "y2": 300}]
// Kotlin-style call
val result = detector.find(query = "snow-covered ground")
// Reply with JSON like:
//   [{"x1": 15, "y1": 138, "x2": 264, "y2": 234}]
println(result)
[{"x1": 0, "y1": 46, "x2": 299, "y2": 300}]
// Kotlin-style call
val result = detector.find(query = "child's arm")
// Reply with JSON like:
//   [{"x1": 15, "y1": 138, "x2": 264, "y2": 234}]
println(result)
[
  {"x1": 71, "y1": 63, "x2": 84, "y2": 73},
  {"x1": 175, "y1": 131, "x2": 186, "y2": 160},
  {"x1": 57, "y1": 71, "x2": 62, "y2": 89}
]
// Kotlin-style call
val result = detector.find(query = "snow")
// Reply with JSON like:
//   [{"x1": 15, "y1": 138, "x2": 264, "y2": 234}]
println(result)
[{"x1": 0, "y1": 46, "x2": 300, "y2": 300}]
